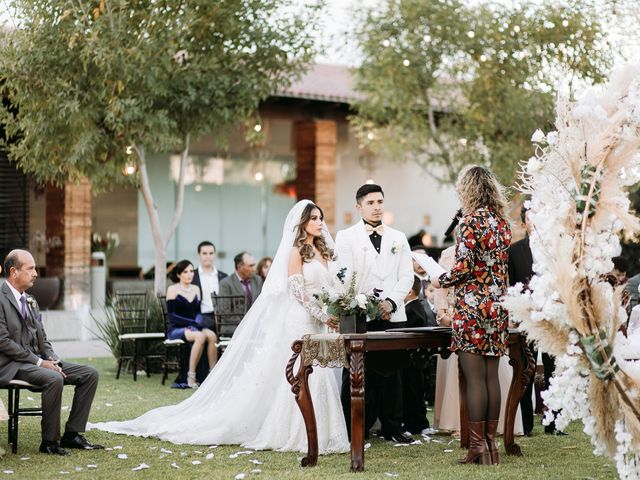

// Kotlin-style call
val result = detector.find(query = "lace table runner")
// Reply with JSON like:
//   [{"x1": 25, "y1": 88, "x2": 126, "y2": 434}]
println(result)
[{"x1": 301, "y1": 333, "x2": 349, "y2": 368}]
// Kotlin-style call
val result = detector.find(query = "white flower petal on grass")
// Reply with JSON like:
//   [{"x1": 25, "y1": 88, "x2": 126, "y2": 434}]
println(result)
[
  {"x1": 193, "y1": 450, "x2": 202, "y2": 454},
  {"x1": 384, "y1": 473, "x2": 399, "y2": 478},
  {"x1": 206, "y1": 453, "x2": 214, "y2": 460},
  {"x1": 117, "y1": 454, "x2": 128, "y2": 459},
  {"x1": 3, "y1": 471, "x2": 14, "y2": 475},
  {"x1": 160, "y1": 448, "x2": 172, "y2": 454},
  {"x1": 249, "y1": 459, "x2": 263, "y2": 465},
  {"x1": 251, "y1": 469, "x2": 262, "y2": 474},
  {"x1": 131, "y1": 464, "x2": 150, "y2": 471},
  {"x1": 20, "y1": 457, "x2": 29, "y2": 461},
  {"x1": 75, "y1": 467, "x2": 83, "y2": 472},
  {"x1": 59, "y1": 472, "x2": 70, "y2": 475},
  {"x1": 208, "y1": 445, "x2": 219, "y2": 449},
  {"x1": 444, "y1": 449, "x2": 454, "y2": 453},
  {"x1": 393, "y1": 443, "x2": 411, "y2": 447},
  {"x1": 229, "y1": 454, "x2": 239, "y2": 459},
  {"x1": 191, "y1": 461, "x2": 201, "y2": 465},
  {"x1": 61, "y1": 406, "x2": 69, "y2": 411},
  {"x1": 87, "y1": 465, "x2": 98, "y2": 469},
  {"x1": 364, "y1": 442, "x2": 371, "y2": 450},
  {"x1": 105, "y1": 403, "x2": 113, "y2": 407},
  {"x1": 113, "y1": 446, "x2": 123, "y2": 450},
  {"x1": 170, "y1": 463, "x2": 180, "y2": 469},
  {"x1": 235, "y1": 474, "x2": 247, "y2": 480},
  {"x1": 27, "y1": 397, "x2": 34, "y2": 401}
]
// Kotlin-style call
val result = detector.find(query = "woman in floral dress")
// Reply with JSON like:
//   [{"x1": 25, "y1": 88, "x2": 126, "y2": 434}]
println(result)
[{"x1": 432, "y1": 165, "x2": 511, "y2": 466}]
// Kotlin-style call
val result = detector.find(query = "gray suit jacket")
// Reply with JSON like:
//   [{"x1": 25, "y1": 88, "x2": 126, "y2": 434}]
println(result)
[
  {"x1": 0, "y1": 282, "x2": 58, "y2": 385},
  {"x1": 218, "y1": 273, "x2": 263, "y2": 301}
]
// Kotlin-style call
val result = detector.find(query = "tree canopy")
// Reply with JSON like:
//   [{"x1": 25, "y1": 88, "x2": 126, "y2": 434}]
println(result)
[
  {"x1": 0, "y1": 0, "x2": 322, "y2": 293},
  {"x1": 350, "y1": 0, "x2": 614, "y2": 185},
  {"x1": 0, "y1": 0, "x2": 321, "y2": 189}
]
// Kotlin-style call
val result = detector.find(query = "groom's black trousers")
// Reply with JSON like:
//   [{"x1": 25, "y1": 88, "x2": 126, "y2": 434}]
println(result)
[{"x1": 341, "y1": 320, "x2": 404, "y2": 439}]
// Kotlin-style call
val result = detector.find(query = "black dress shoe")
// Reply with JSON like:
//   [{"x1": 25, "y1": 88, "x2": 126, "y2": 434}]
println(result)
[
  {"x1": 39, "y1": 441, "x2": 69, "y2": 456},
  {"x1": 524, "y1": 430, "x2": 533, "y2": 437},
  {"x1": 544, "y1": 429, "x2": 568, "y2": 436},
  {"x1": 384, "y1": 432, "x2": 413, "y2": 444},
  {"x1": 60, "y1": 433, "x2": 104, "y2": 450}
]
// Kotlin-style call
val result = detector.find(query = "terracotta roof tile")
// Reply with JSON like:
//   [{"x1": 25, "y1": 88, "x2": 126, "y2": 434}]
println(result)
[{"x1": 277, "y1": 63, "x2": 363, "y2": 103}]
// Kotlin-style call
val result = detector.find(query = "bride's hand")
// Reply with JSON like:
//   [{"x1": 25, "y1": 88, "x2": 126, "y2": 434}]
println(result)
[{"x1": 326, "y1": 316, "x2": 339, "y2": 330}]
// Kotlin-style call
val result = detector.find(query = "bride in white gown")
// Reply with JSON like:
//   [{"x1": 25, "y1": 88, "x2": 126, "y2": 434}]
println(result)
[{"x1": 89, "y1": 200, "x2": 350, "y2": 454}]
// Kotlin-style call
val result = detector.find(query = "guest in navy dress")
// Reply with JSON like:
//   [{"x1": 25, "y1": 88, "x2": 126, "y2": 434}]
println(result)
[{"x1": 166, "y1": 260, "x2": 218, "y2": 388}]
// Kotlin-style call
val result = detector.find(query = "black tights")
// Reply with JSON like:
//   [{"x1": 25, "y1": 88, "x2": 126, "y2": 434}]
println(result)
[{"x1": 458, "y1": 351, "x2": 501, "y2": 422}]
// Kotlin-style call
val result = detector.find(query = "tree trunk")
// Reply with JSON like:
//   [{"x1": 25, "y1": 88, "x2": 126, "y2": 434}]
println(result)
[{"x1": 134, "y1": 135, "x2": 189, "y2": 296}]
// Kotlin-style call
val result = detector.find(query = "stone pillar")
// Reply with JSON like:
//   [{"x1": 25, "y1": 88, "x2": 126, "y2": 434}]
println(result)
[
  {"x1": 294, "y1": 120, "x2": 337, "y2": 230},
  {"x1": 45, "y1": 179, "x2": 92, "y2": 310}
]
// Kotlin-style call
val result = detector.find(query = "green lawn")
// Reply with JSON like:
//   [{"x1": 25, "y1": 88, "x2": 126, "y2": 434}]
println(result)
[{"x1": 0, "y1": 357, "x2": 616, "y2": 479}]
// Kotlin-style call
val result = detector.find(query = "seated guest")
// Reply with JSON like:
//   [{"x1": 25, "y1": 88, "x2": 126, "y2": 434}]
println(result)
[
  {"x1": 402, "y1": 276, "x2": 430, "y2": 434},
  {"x1": 410, "y1": 246, "x2": 437, "y2": 326},
  {"x1": 0, "y1": 249, "x2": 102, "y2": 455},
  {"x1": 411, "y1": 246, "x2": 438, "y2": 405},
  {"x1": 257, "y1": 256, "x2": 272, "y2": 282},
  {"x1": 166, "y1": 260, "x2": 218, "y2": 388},
  {"x1": 191, "y1": 241, "x2": 228, "y2": 334},
  {"x1": 218, "y1": 252, "x2": 263, "y2": 310}
]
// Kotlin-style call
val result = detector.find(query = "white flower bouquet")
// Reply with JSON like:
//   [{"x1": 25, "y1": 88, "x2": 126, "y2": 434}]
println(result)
[{"x1": 315, "y1": 267, "x2": 382, "y2": 320}]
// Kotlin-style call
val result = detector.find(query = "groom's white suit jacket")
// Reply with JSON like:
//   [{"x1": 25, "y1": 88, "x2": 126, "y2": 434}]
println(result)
[{"x1": 334, "y1": 220, "x2": 414, "y2": 323}]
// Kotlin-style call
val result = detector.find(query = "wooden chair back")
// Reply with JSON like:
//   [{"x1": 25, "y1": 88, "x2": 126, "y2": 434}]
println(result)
[
  {"x1": 114, "y1": 291, "x2": 149, "y2": 334},
  {"x1": 211, "y1": 294, "x2": 247, "y2": 338}
]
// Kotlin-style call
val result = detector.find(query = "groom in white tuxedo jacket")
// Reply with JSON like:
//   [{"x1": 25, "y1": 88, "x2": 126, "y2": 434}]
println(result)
[{"x1": 335, "y1": 184, "x2": 414, "y2": 443}]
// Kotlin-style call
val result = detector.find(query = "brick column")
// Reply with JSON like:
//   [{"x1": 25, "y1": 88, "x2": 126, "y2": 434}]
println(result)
[
  {"x1": 45, "y1": 179, "x2": 92, "y2": 310},
  {"x1": 294, "y1": 120, "x2": 337, "y2": 230}
]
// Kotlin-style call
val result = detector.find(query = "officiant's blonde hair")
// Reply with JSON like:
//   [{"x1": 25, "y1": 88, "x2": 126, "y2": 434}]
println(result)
[
  {"x1": 456, "y1": 165, "x2": 508, "y2": 218},
  {"x1": 294, "y1": 203, "x2": 333, "y2": 262}
]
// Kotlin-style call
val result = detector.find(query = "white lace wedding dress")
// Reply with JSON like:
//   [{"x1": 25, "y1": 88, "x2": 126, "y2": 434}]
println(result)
[{"x1": 89, "y1": 201, "x2": 349, "y2": 455}]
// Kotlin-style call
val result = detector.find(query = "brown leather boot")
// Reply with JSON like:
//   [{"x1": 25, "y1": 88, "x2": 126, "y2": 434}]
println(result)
[
  {"x1": 485, "y1": 419, "x2": 500, "y2": 464},
  {"x1": 458, "y1": 421, "x2": 492, "y2": 465}
]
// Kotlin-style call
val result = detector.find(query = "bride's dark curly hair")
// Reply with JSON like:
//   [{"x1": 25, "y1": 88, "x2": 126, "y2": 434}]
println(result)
[{"x1": 294, "y1": 203, "x2": 333, "y2": 262}]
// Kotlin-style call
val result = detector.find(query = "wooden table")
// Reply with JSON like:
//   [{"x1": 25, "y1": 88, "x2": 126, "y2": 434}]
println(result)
[{"x1": 286, "y1": 329, "x2": 534, "y2": 472}]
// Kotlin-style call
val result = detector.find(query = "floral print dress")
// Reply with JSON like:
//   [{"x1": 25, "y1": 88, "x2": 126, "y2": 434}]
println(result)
[{"x1": 438, "y1": 207, "x2": 511, "y2": 356}]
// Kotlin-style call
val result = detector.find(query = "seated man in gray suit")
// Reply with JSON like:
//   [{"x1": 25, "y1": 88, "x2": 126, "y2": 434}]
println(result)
[
  {"x1": 218, "y1": 251, "x2": 263, "y2": 309},
  {"x1": 0, "y1": 250, "x2": 103, "y2": 455}
]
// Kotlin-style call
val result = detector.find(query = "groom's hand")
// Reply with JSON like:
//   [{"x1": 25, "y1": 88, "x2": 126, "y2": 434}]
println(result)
[
  {"x1": 327, "y1": 316, "x2": 339, "y2": 330},
  {"x1": 380, "y1": 300, "x2": 392, "y2": 321}
]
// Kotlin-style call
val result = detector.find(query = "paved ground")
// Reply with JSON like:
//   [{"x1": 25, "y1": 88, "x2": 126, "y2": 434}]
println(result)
[{"x1": 51, "y1": 339, "x2": 113, "y2": 359}]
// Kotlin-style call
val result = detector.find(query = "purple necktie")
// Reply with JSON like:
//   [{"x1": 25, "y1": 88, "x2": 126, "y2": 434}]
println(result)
[
  {"x1": 19, "y1": 295, "x2": 28, "y2": 319},
  {"x1": 240, "y1": 279, "x2": 253, "y2": 308}
]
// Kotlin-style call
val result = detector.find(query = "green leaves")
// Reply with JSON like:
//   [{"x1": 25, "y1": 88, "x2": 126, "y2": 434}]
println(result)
[
  {"x1": 0, "y1": 0, "x2": 322, "y2": 190},
  {"x1": 351, "y1": 0, "x2": 613, "y2": 185}
]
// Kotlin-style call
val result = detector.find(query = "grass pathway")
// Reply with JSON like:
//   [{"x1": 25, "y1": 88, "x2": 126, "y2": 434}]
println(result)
[{"x1": 0, "y1": 358, "x2": 616, "y2": 479}]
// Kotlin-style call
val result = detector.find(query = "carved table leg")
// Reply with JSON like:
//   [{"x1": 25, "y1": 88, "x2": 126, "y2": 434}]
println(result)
[
  {"x1": 458, "y1": 360, "x2": 469, "y2": 449},
  {"x1": 349, "y1": 340, "x2": 366, "y2": 472},
  {"x1": 286, "y1": 340, "x2": 318, "y2": 467},
  {"x1": 504, "y1": 336, "x2": 535, "y2": 456}
]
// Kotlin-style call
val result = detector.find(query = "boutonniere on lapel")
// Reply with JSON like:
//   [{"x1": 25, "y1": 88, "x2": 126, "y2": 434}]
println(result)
[
  {"x1": 391, "y1": 241, "x2": 402, "y2": 255},
  {"x1": 25, "y1": 296, "x2": 42, "y2": 322}
]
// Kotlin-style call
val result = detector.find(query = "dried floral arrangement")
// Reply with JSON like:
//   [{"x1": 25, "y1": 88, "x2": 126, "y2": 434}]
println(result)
[{"x1": 503, "y1": 64, "x2": 640, "y2": 479}]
